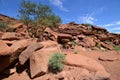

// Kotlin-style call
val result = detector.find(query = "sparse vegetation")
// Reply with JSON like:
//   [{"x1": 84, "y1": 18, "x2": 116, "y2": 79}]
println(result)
[
  {"x1": 74, "y1": 50, "x2": 78, "y2": 54},
  {"x1": 70, "y1": 41, "x2": 77, "y2": 46},
  {"x1": 6, "y1": 27, "x2": 14, "y2": 32},
  {"x1": 96, "y1": 43, "x2": 102, "y2": 49},
  {"x1": 0, "y1": 21, "x2": 8, "y2": 31},
  {"x1": 82, "y1": 23, "x2": 93, "y2": 29},
  {"x1": 105, "y1": 39, "x2": 111, "y2": 43},
  {"x1": 48, "y1": 52, "x2": 65, "y2": 73},
  {"x1": 0, "y1": 21, "x2": 14, "y2": 32},
  {"x1": 114, "y1": 45, "x2": 120, "y2": 51}
]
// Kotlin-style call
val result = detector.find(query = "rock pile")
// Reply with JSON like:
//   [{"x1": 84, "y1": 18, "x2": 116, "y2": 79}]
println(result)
[{"x1": 0, "y1": 21, "x2": 120, "y2": 80}]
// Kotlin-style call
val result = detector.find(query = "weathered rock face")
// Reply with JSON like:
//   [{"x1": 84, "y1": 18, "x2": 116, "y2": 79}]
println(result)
[
  {"x1": 92, "y1": 26, "x2": 107, "y2": 33},
  {"x1": 44, "y1": 28, "x2": 72, "y2": 42},
  {"x1": 97, "y1": 34, "x2": 108, "y2": 41},
  {"x1": 13, "y1": 23, "x2": 27, "y2": 33},
  {"x1": 0, "y1": 19, "x2": 120, "y2": 80},
  {"x1": 78, "y1": 36, "x2": 96, "y2": 48},
  {"x1": 65, "y1": 54, "x2": 106, "y2": 71},
  {"x1": 74, "y1": 45, "x2": 86, "y2": 52},
  {"x1": 0, "y1": 39, "x2": 37, "y2": 72},
  {"x1": 101, "y1": 42, "x2": 114, "y2": 50},
  {"x1": 30, "y1": 41, "x2": 59, "y2": 78},
  {"x1": 64, "y1": 54, "x2": 110, "y2": 79},
  {"x1": 57, "y1": 34, "x2": 72, "y2": 44},
  {"x1": 1, "y1": 32, "x2": 21, "y2": 40},
  {"x1": 2, "y1": 71, "x2": 31, "y2": 80},
  {"x1": 0, "y1": 40, "x2": 11, "y2": 55},
  {"x1": 19, "y1": 42, "x2": 43, "y2": 65}
]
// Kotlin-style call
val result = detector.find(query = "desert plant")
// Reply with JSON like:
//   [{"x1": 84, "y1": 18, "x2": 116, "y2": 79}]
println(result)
[
  {"x1": 114, "y1": 45, "x2": 120, "y2": 51},
  {"x1": 0, "y1": 21, "x2": 14, "y2": 32},
  {"x1": 105, "y1": 39, "x2": 111, "y2": 43},
  {"x1": 74, "y1": 50, "x2": 78, "y2": 54},
  {"x1": 0, "y1": 21, "x2": 8, "y2": 31},
  {"x1": 18, "y1": 0, "x2": 61, "y2": 37},
  {"x1": 70, "y1": 41, "x2": 77, "y2": 46},
  {"x1": 6, "y1": 27, "x2": 14, "y2": 32},
  {"x1": 48, "y1": 52, "x2": 65, "y2": 73},
  {"x1": 83, "y1": 23, "x2": 93, "y2": 30},
  {"x1": 96, "y1": 43, "x2": 101, "y2": 49}
]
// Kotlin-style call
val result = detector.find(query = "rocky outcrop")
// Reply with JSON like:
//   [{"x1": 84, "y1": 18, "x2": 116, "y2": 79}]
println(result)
[
  {"x1": 0, "y1": 40, "x2": 11, "y2": 55},
  {"x1": 0, "y1": 39, "x2": 37, "y2": 72},
  {"x1": 65, "y1": 54, "x2": 106, "y2": 71},
  {"x1": 30, "y1": 41, "x2": 59, "y2": 78},
  {"x1": 64, "y1": 54, "x2": 110, "y2": 79},
  {"x1": 0, "y1": 20, "x2": 120, "y2": 80},
  {"x1": 19, "y1": 42, "x2": 43, "y2": 65},
  {"x1": 1, "y1": 32, "x2": 21, "y2": 40}
]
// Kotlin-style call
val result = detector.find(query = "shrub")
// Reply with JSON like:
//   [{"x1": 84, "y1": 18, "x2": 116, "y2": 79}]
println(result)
[
  {"x1": 96, "y1": 43, "x2": 101, "y2": 49},
  {"x1": 74, "y1": 50, "x2": 78, "y2": 54},
  {"x1": 18, "y1": 0, "x2": 61, "y2": 37},
  {"x1": 105, "y1": 39, "x2": 111, "y2": 43},
  {"x1": 6, "y1": 27, "x2": 14, "y2": 32},
  {"x1": 48, "y1": 52, "x2": 65, "y2": 73},
  {"x1": 114, "y1": 45, "x2": 120, "y2": 51},
  {"x1": 0, "y1": 21, "x2": 14, "y2": 32},
  {"x1": 70, "y1": 41, "x2": 77, "y2": 46},
  {"x1": 0, "y1": 21, "x2": 8, "y2": 31}
]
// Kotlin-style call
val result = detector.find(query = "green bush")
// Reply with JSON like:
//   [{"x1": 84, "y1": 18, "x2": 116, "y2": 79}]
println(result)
[
  {"x1": 48, "y1": 52, "x2": 65, "y2": 73},
  {"x1": 74, "y1": 50, "x2": 78, "y2": 54},
  {"x1": 0, "y1": 21, "x2": 14, "y2": 32},
  {"x1": 0, "y1": 21, "x2": 8, "y2": 31},
  {"x1": 96, "y1": 43, "x2": 101, "y2": 49},
  {"x1": 70, "y1": 41, "x2": 77, "y2": 46},
  {"x1": 105, "y1": 39, "x2": 110, "y2": 42},
  {"x1": 6, "y1": 27, "x2": 14, "y2": 32},
  {"x1": 114, "y1": 45, "x2": 120, "y2": 51},
  {"x1": 18, "y1": 0, "x2": 61, "y2": 37}
]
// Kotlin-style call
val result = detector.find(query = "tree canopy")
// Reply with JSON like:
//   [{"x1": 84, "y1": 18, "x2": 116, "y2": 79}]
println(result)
[{"x1": 18, "y1": 0, "x2": 62, "y2": 27}]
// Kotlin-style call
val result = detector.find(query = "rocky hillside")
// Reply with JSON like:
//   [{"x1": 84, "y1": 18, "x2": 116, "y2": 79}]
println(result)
[{"x1": 0, "y1": 14, "x2": 120, "y2": 80}]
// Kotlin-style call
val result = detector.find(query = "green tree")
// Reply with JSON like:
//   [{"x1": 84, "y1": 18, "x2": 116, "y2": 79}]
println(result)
[
  {"x1": 18, "y1": 0, "x2": 36, "y2": 27},
  {"x1": 18, "y1": 0, "x2": 61, "y2": 37},
  {"x1": 18, "y1": 0, "x2": 61, "y2": 27}
]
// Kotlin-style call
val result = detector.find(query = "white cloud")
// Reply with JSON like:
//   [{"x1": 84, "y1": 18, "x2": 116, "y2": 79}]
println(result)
[
  {"x1": 78, "y1": 15, "x2": 97, "y2": 24},
  {"x1": 109, "y1": 27, "x2": 120, "y2": 31},
  {"x1": 102, "y1": 24, "x2": 114, "y2": 27},
  {"x1": 100, "y1": 21, "x2": 120, "y2": 34},
  {"x1": 113, "y1": 31, "x2": 120, "y2": 34},
  {"x1": 101, "y1": 21, "x2": 120, "y2": 27},
  {"x1": 50, "y1": 0, "x2": 68, "y2": 12},
  {"x1": 116, "y1": 21, "x2": 120, "y2": 25}
]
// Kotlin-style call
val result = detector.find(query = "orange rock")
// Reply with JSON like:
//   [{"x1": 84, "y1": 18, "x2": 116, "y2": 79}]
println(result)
[
  {"x1": 65, "y1": 54, "x2": 106, "y2": 71},
  {"x1": 0, "y1": 40, "x2": 12, "y2": 55},
  {"x1": 19, "y1": 42, "x2": 43, "y2": 65},
  {"x1": 30, "y1": 41, "x2": 59, "y2": 78},
  {"x1": 1, "y1": 32, "x2": 20, "y2": 40}
]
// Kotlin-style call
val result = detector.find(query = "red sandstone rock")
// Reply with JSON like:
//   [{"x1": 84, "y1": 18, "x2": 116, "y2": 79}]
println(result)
[{"x1": 19, "y1": 42, "x2": 43, "y2": 65}]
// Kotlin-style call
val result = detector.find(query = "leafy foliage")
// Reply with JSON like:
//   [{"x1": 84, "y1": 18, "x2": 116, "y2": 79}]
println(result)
[
  {"x1": 74, "y1": 50, "x2": 78, "y2": 54},
  {"x1": 0, "y1": 21, "x2": 14, "y2": 32},
  {"x1": 48, "y1": 52, "x2": 65, "y2": 73},
  {"x1": 96, "y1": 43, "x2": 102, "y2": 49},
  {"x1": 18, "y1": 0, "x2": 61, "y2": 37},
  {"x1": 105, "y1": 39, "x2": 111, "y2": 43},
  {"x1": 18, "y1": 0, "x2": 61, "y2": 27},
  {"x1": 70, "y1": 41, "x2": 77, "y2": 46},
  {"x1": 0, "y1": 21, "x2": 9, "y2": 31}
]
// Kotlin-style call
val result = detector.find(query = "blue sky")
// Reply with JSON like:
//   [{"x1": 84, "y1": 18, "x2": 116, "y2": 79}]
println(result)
[{"x1": 0, "y1": 0, "x2": 120, "y2": 33}]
